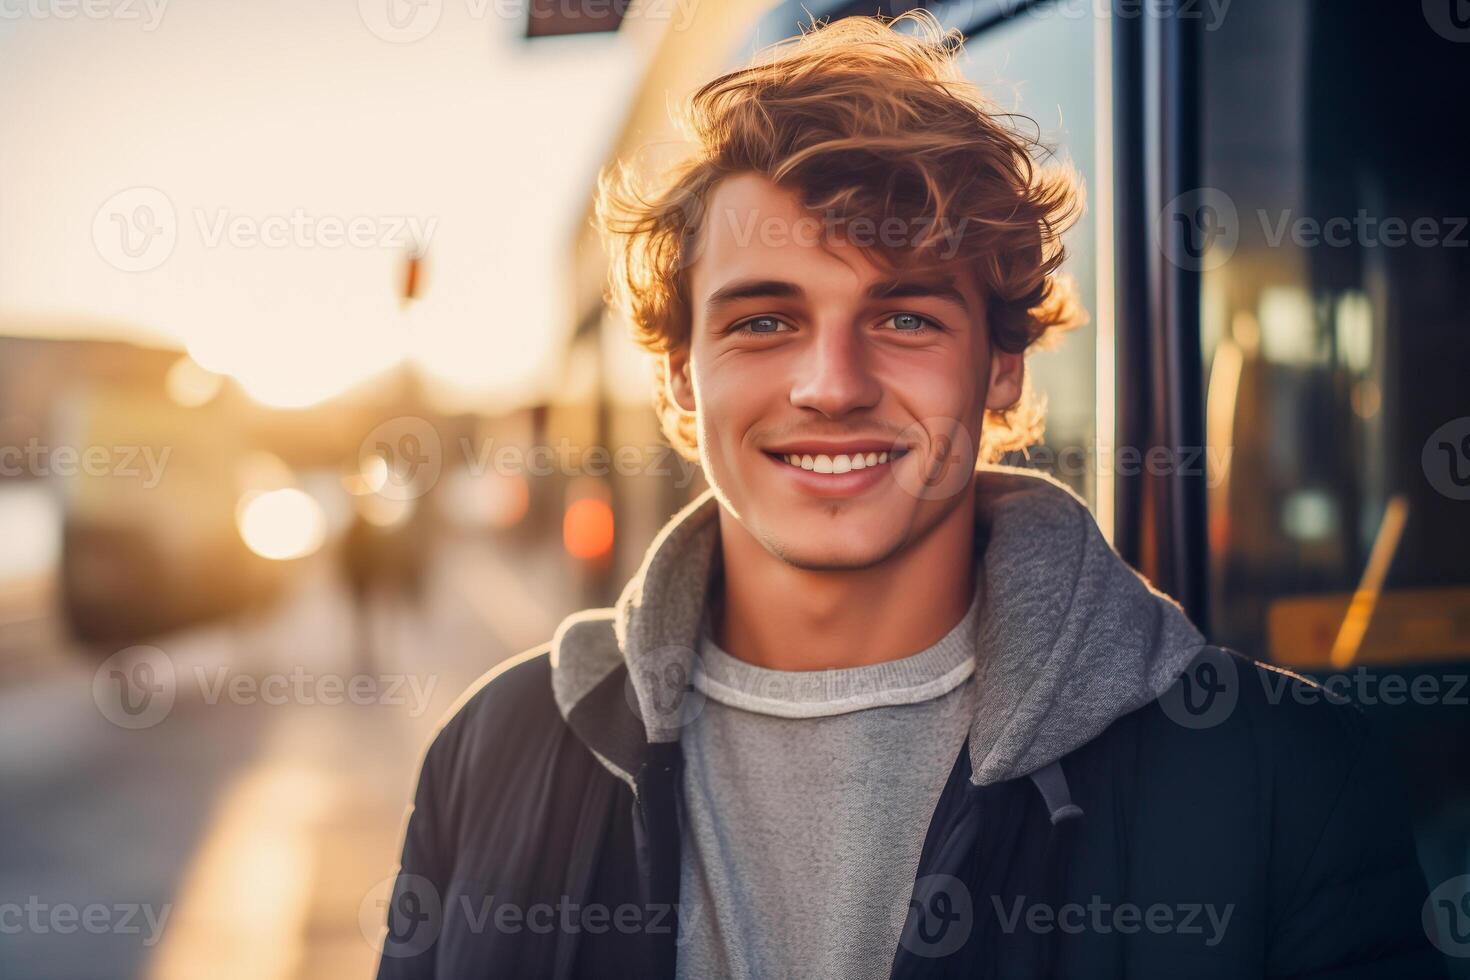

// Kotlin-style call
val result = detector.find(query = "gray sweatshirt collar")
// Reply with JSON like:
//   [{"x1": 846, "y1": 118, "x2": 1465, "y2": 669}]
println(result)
[{"x1": 692, "y1": 583, "x2": 981, "y2": 719}]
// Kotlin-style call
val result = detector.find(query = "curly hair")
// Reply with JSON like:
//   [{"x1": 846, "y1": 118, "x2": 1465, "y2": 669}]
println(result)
[{"x1": 595, "y1": 9, "x2": 1086, "y2": 464}]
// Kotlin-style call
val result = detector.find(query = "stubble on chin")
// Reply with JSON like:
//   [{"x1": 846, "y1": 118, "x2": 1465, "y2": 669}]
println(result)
[{"x1": 751, "y1": 507, "x2": 913, "y2": 573}]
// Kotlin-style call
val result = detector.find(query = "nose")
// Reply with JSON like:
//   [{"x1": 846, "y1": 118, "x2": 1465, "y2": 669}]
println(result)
[{"x1": 788, "y1": 322, "x2": 882, "y2": 418}]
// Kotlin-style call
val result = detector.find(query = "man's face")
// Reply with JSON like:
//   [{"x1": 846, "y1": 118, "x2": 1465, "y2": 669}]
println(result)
[{"x1": 668, "y1": 173, "x2": 1023, "y2": 570}]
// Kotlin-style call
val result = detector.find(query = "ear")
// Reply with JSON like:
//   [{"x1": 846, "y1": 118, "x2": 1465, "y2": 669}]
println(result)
[
  {"x1": 665, "y1": 346, "x2": 697, "y2": 414},
  {"x1": 985, "y1": 348, "x2": 1024, "y2": 412}
]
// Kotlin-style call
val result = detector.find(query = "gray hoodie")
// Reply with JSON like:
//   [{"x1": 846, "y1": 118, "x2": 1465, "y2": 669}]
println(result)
[{"x1": 549, "y1": 464, "x2": 1210, "y2": 790}]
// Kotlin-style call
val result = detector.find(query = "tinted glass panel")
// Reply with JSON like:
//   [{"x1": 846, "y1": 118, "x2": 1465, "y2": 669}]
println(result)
[{"x1": 945, "y1": 5, "x2": 1102, "y2": 509}]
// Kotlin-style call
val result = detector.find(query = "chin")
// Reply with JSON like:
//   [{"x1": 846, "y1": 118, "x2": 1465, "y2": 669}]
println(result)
[{"x1": 753, "y1": 509, "x2": 906, "y2": 571}]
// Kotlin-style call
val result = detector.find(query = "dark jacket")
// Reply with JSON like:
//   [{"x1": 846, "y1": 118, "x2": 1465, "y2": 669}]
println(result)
[{"x1": 377, "y1": 470, "x2": 1444, "y2": 979}]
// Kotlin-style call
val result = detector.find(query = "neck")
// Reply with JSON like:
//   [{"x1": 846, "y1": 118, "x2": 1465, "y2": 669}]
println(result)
[{"x1": 711, "y1": 491, "x2": 978, "y2": 672}]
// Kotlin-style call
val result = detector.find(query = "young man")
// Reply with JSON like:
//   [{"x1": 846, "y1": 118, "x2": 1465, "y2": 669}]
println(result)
[{"x1": 377, "y1": 14, "x2": 1442, "y2": 979}]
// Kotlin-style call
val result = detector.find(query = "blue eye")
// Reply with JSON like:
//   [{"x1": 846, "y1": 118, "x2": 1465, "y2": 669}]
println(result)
[
  {"x1": 886, "y1": 312, "x2": 937, "y2": 332},
  {"x1": 734, "y1": 316, "x2": 787, "y2": 334}
]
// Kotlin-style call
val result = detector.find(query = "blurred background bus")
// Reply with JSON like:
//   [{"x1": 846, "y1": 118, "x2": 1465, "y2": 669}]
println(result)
[{"x1": 1, "y1": 0, "x2": 1466, "y2": 976}]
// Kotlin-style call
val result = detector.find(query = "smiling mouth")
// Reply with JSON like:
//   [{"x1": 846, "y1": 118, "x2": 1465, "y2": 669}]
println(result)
[{"x1": 764, "y1": 448, "x2": 910, "y2": 474}]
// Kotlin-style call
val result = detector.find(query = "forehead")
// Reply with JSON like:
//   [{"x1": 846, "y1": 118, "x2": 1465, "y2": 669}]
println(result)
[{"x1": 688, "y1": 172, "x2": 977, "y2": 304}]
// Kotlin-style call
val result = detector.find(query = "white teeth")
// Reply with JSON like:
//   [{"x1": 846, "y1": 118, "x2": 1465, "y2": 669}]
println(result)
[{"x1": 776, "y1": 451, "x2": 895, "y2": 473}]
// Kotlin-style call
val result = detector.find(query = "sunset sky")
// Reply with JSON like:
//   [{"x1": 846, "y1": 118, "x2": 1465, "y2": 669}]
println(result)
[{"x1": 0, "y1": 0, "x2": 649, "y2": 411}]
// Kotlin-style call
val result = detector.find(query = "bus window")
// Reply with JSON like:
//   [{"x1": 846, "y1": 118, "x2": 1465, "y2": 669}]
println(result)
[
  {"x1": 1199, "y1": 0, "x2": 1470, "y2": 910},
  {"x1": 1199, "y1": 2, "x2": 1470, "y2": 672}
]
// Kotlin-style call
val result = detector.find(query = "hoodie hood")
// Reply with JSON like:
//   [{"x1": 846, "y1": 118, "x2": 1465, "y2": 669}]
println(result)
[{"x1": 549, "y1": 465, "x2": 1208, "y2": 791}]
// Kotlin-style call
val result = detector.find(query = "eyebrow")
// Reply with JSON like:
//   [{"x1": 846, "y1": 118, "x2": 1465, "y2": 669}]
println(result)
[
  {"x1": 704, "y1": 278, "x2": 804, "y2": 315},
  {"x1": 865, "y1": 276, "x2": 970, "y2": 310},
  {"x1": 703, "y1": 276, "x2": 971, "y2": 320}
]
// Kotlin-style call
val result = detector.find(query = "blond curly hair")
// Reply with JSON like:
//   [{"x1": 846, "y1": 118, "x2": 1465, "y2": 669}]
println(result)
[{"x1": 595, "y1": 10, "x2": 1086, "y2": 464}]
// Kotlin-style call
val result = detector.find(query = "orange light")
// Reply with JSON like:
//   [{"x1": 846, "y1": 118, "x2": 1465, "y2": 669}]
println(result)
[
  {"x1": 563, "y1": 497, "x2": 614, "y2": 560},
  {"x1": 402, "y1": 249, "x2": 423, "y2": 307}
]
